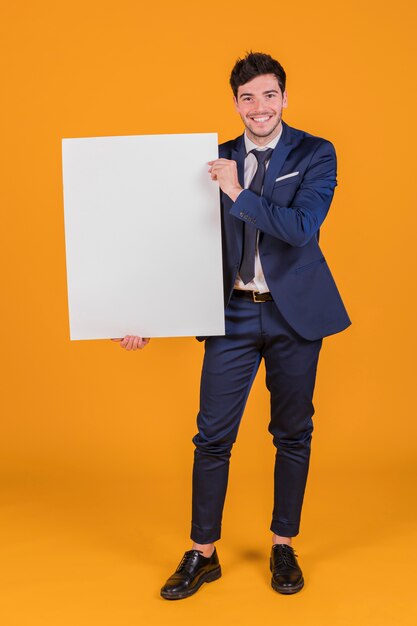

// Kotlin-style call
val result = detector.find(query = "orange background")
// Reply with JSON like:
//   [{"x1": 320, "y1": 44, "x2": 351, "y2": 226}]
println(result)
[{"x1": 1, "y1": 1, "x2": 416, "y2": 624}]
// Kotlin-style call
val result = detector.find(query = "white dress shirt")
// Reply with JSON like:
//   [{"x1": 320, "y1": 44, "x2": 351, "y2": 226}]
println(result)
[{"x1": 234, "y1": 125, "x2": 283, "y2": 293}]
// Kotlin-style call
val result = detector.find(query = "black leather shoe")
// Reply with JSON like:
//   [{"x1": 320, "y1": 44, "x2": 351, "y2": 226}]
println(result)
[
  {"x1": 270, "y1": 544, "x2": 304, "y2": 594},
  {"x1": 160, "y1": 548, "x2": 221, "y2": 600}
]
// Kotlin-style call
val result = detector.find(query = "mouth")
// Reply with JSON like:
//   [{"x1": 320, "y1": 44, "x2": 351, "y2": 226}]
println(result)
[{"x1": 249, "y1": 114, "x2": 273, "y2": 124}]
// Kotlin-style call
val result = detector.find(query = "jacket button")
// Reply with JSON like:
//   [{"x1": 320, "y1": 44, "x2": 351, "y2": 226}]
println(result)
[{"x1": 240, "y1": 211, "x2": 244, "y2": 217}]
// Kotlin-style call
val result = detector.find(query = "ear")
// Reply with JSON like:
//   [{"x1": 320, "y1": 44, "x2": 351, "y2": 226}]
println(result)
[
  {"x1": 282, "y1": 90, "x2": 288, "y2": 108},
  {"x1": 233, "y1": 95, "x2": 239, "y2": 111}
]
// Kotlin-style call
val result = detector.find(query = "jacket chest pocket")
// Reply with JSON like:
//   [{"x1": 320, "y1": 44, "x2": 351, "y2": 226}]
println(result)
[
  {"x1": 273, "y1": 171, "x2": 300, "y2": 187},
  {"x1": 294, "y1": 257, "x2": 325, "y2": 274},
  {"x1": 270, "y1": 178, "x2": 300, "y2": 204}
]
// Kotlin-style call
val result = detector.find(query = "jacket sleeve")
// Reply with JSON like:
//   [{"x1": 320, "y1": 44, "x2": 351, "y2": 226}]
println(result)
[{"x1": 229, "y1": 140, "x2": 337, "y2": 247}]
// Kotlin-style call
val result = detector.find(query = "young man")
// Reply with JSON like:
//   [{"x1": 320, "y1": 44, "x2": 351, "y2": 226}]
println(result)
[{"x1": 114, "y1": 52, "x2": 351, "y2": 598}]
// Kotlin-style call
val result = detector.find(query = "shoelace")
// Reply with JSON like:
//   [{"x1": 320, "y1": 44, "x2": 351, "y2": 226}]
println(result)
[
  {"x1": 272, "y1": 546, "x2": 299, "y2": 571},
  {"x1": 176, "y1": 550, "x2": 202, "y2": 573}
]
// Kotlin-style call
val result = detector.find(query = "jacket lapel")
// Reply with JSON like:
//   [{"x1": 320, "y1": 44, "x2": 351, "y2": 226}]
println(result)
[
  {"x1": 231, "y1": 133, "x2": 246, "y2": 187},
  {"x1": 262, "y1": 121, "x2": 295, "y2": 197},
  {"x1": 231, "y1": 134, "x2": 246, "y2": 253}
]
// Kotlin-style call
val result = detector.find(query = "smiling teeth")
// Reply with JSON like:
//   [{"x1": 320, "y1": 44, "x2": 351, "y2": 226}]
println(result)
[{"x1": 253, "y1": 116, "x2": 270, "y2": 122}]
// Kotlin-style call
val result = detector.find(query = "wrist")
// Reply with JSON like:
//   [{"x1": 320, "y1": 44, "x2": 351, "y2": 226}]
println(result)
[{"x1": 226, "y1": 186, "x2": 243, "y2": 202}]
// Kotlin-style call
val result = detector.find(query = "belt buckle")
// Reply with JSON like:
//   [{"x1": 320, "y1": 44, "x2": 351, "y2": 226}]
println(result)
[{"x1": 252, "y1": 291, "x2": 264, "y2": 302}]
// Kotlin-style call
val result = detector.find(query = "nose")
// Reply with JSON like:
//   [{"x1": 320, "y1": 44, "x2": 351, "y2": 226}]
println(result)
[
  {"x1": 250, "y1": 97, "x2": 262, "y2": 110},
  {"x1": 250, "y1": 97, "x2": 272, "y2": 113}
]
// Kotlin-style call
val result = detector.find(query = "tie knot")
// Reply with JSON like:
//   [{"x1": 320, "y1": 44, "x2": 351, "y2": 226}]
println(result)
[{"x1": 250, "y1": 147, "x2": 273, "y2": 165}]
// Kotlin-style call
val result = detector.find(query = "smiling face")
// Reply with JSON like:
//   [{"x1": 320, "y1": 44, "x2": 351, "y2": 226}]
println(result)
[{"x1": 234, "y1": 73, "x2": 288, "y2": 146}]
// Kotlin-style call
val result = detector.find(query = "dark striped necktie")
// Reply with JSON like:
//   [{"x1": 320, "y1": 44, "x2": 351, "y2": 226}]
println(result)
[{"x1": 239, "y1": 147, "x2": 273, "y2": 285}]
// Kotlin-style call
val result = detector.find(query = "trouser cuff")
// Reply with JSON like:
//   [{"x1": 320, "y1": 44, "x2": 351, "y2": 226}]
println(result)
[
  {"x1": 270, "y1": 520, "x2": 300, "y2": 537},
  {"x1": 191, "y1": 523, "x2": 221, "y2": 544}
]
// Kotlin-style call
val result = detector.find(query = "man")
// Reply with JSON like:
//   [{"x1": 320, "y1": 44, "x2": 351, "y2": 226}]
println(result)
[{"x1": 113, "y1": 52, "x2": 351, "y2": 598}]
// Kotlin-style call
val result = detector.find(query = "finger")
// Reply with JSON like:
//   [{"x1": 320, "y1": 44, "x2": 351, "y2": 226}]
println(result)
[
  {"x1": 126, "y1": 336, "x2": 135, "y2": 351},
  {"x1": 132, "y1": 336, "x2": 140, "y2": 350},
  {"x1": 210, "y1": 163, "x2": 227, "y2": 175},
  {"x1": 208, "y1": 159, "x2": 226, "y2": 165},
  {"x1": 120, "y1": 335, "x2": 131, "y2": 348}
]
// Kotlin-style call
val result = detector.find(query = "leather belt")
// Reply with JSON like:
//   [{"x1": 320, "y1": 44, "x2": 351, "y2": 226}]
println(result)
[{"x1": 233, "y1": 289, "x2": 273, "y2": 303}]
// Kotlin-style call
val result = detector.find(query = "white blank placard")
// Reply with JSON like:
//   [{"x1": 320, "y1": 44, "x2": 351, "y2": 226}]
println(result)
[{"x1": 62, "y1": 133, "x2": 225, "y2": 340}]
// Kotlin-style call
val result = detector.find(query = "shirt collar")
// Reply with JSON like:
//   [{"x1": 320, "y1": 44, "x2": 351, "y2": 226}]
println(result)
[{"x1": 244, "y1": 124, "x2": 283, "y2": 155}]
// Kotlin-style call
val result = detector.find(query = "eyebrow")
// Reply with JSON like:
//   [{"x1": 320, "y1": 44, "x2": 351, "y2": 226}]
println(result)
[{"x1": 239, "y1": 89, "x2": 280, "y2": 98}]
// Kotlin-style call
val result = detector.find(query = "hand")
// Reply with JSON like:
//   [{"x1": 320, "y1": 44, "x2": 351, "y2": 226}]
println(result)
[
  {"x1": 111, "y1": 336, "x2": 150, "y2": 351},
  {"x1": 208, "y1": 158, "x2": 243, "y2": 201}
]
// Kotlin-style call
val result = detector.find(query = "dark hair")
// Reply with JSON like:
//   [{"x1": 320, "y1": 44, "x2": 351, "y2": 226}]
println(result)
[{"x1": 230, "y1": 52, "x2": 286, "y2": 98}]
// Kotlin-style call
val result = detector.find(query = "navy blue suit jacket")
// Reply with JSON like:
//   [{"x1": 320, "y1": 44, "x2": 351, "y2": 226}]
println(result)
[{"x1": 201, "y1": 121, "x2": 351, "y2": 342}]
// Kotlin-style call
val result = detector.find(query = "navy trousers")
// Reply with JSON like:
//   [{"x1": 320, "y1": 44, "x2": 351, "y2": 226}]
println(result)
[{"x1": 191, "y1": 292, "x2": 323, "y2": 543}]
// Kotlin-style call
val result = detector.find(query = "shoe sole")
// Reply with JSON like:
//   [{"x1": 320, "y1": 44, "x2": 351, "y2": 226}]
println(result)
[{"x1": 160, "y1": 566, "x2": 222, "y2": 600}]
